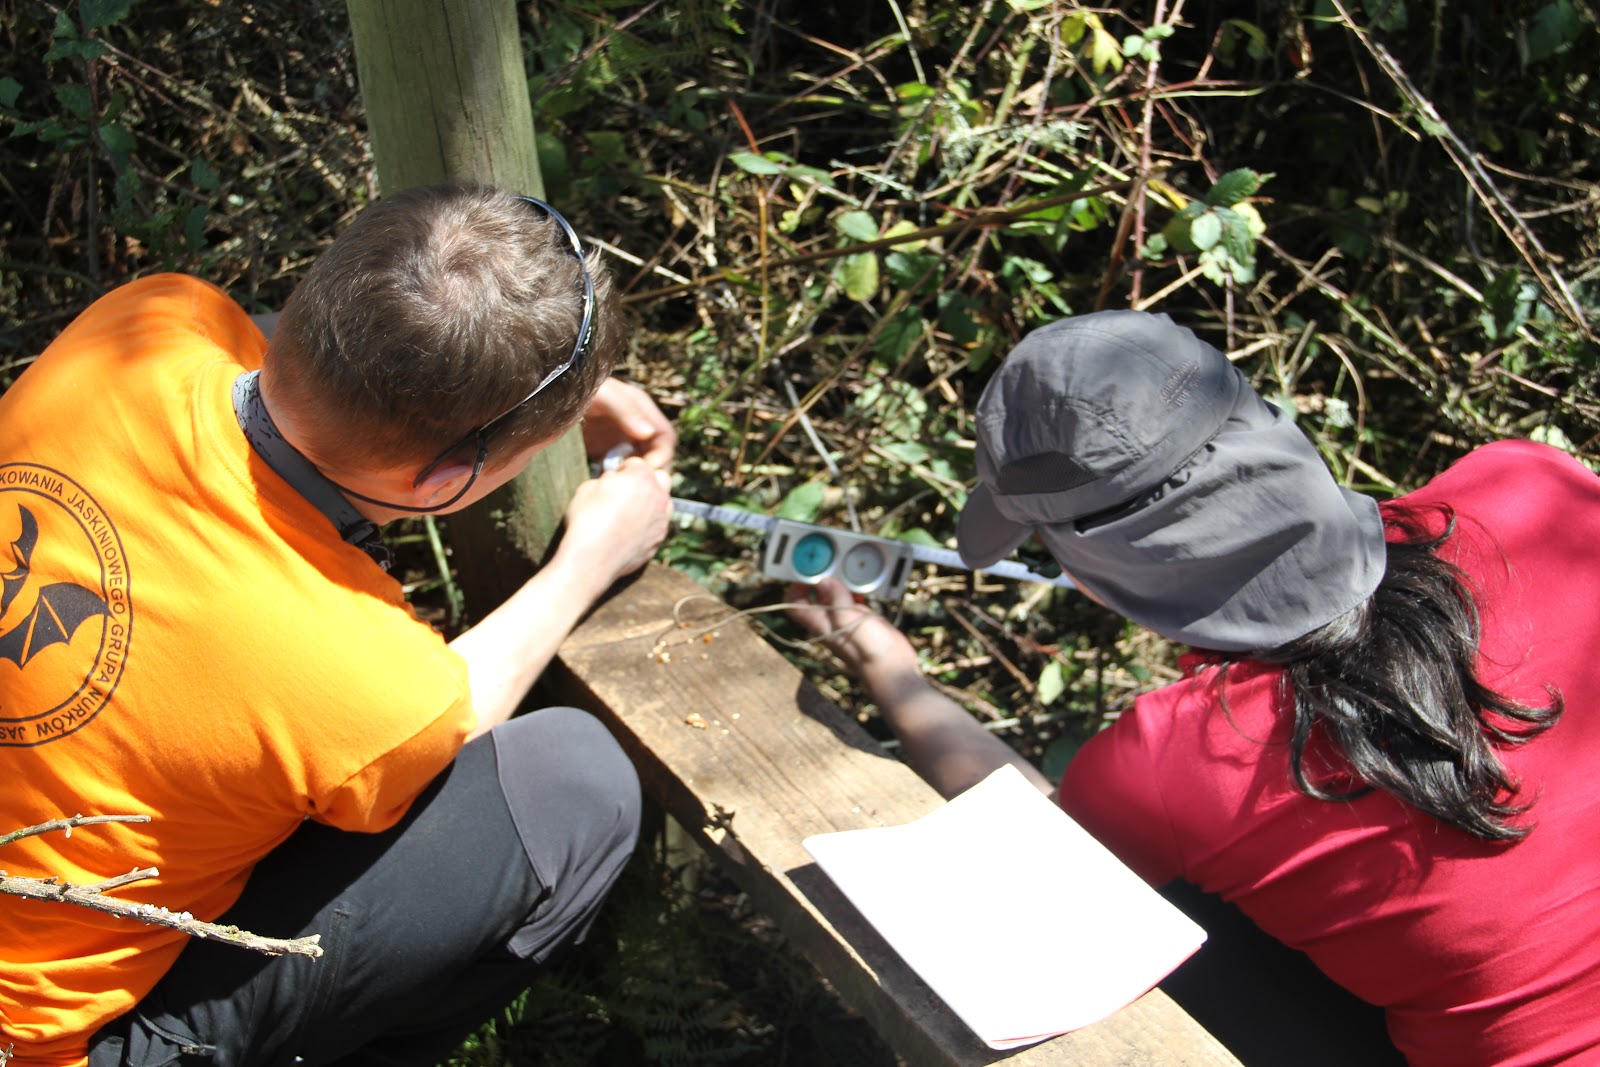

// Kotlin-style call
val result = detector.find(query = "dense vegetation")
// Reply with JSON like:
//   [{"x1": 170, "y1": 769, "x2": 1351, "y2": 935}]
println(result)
[{"x1": 3, "y1": 0, "x2": 1595, "y2": 1062}]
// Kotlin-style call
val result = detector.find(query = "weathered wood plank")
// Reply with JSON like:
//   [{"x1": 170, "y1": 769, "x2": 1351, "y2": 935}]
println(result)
[{"x1": 548, "y1": 564, "x2": 1241, "y2": 1067}]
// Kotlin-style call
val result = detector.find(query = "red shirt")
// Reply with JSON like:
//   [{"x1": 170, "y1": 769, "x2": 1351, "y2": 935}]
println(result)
[{"x1": 1060, "y1": 441, "x2": 1600, "y2": 1066}]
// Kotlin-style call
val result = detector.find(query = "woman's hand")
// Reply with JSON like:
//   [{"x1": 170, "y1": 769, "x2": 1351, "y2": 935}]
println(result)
[
  {"x1": 785, "y1": 578, "x2": 921, "y2": 685},
  {"x1": 583, "y1": 377, "x2": 676, "y2": 470},
  {"x1": 785, "y1": 578, "x2": 1054, "y2": 798}
]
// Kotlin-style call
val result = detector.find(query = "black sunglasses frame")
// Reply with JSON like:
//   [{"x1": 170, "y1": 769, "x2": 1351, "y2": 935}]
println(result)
[{"x1": 330, "y1": 195, "x2": 597, "y2": 514}]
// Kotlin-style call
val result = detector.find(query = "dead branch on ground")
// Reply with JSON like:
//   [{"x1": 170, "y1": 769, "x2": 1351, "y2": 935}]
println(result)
[{"x1": 1, "y1": 814, "x2": 323, "y2": 959}]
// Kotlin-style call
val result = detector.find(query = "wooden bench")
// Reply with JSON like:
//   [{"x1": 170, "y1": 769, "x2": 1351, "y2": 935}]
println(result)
[{"x1": 548, "y1": 564, "x2": 1241, "y2": 1066}]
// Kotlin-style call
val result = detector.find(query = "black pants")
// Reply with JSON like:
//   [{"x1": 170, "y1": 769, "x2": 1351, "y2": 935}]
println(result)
[
  {"x1": 88, "y1": 707, "x2": 641, "y2": 1067},
  {"x1": 1158, "y1": 881, "x2": 1407, "y2": 1067}
]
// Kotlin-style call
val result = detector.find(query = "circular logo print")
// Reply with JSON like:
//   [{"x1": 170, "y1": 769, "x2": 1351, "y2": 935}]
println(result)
[{"x1": 0, "y1": 464, "x2": 132, "y2": 746}]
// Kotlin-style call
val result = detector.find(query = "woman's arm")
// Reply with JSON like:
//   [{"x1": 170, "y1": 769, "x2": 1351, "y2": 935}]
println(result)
[{"x1": 786, "y1": 578, "x2": 1054, "y2": 799}]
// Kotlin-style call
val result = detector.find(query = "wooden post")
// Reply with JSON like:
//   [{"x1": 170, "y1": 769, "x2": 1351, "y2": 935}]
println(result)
[{"x1": 345, "y1": 0, "x2": 584, "y2": 607}]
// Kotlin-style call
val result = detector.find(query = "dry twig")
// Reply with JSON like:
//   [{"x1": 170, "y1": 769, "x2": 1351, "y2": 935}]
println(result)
[{"x1": 1, "y1": 815, "x2": 323, "y2": 959}]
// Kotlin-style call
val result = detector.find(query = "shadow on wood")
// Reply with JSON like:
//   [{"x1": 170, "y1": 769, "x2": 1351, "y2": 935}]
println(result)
[{"x1": 547, "y1": 563, "x2": 1241, "y2": 1066}]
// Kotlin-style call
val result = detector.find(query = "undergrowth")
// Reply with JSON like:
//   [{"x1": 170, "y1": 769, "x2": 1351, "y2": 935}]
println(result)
[{"x1": 444, "y1": 834, "x2": 896, "y2": 1067}]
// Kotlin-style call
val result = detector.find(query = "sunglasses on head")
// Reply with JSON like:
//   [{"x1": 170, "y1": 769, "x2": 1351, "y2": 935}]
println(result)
[{"x1": 332, "y1": 195, "x2": 596, "y2": 514}]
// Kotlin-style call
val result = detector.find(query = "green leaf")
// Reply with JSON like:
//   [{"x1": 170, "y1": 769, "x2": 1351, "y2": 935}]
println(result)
[
  {"x1": 1041, "y1": 734, "x2": 1082, "y2": 783},
  {"x1": 1414, "y1": 108, "x2": 1448, "y2": 138},
  {"x1": 1478, "y1": 270, "x2": 1535, "y2": 341},
  {"x1": 884, "y1": 250, "x2": 939, "y2": 292},
  {"x1": 728, "y1": 150, "x2": 783, "y2": 175},
  {"x1": 776, "y1": 481, "x2": 827, "y2": 523},
  {"x1": 834, "y1": 251, "x2": 879, "y2": 302},
  {"x1": 45, "y1": 38, "x2": 107, "y2": 63},
  {"x1": 184, "y1": 204, "x2": 208, "y2": 252},
  {"x1": 1530, "y1": 424, "x2": 1575, "y2": 452},
  {"x1": 9, "y1": 118, "x2": 55, "y2": 140},
  {"x1": 1367, "y1": 0, "x2": 1407, "y2": 32},
  {"x1": 896, "y1": 527, "x2": 944, "y2": 549},
  {"x1": 98, "y1": 121, "x2": 134, "y2": 168},
  {"x1": 1061, "y1": 12, "x2": 1089, "y2": 47},
  {"x1": 81, "y1": 0, "x2": 133, "y2": 30},
  {"x1": 937, "y1": 291, "x2": 983, "y2": 346},
  {"x1": 1189, "y1": 210, "x2": 1222, "y2": 251},
  {"x1": 1037, "y1": 661, "x2": 1066, "y2": 705},
  {"x1": 1088, "y1": 26, "x2": 1125, "y2": 74},
  {"x1": 880, "y1": 218, "x2": 925, "y2": 250},
  {"x1": 873, "y1": 308, "x2": 925, "y2": 364},
  {"x1": 0, "y1": 77, "x2": 22, "y2": 110},
  {"x1": 534, "y1": 130, "x2": 570, "y2": 201},
  {"x1": 1216, "y1": 208, "x2": 1255, "y2": 264},
  {"x1": 835, "y1": 210, "x2": 879, "y2": 242},
  {"x1": 100, "y1": 89, "x2": 127, "y2": 123},
  {"x1": 1204, "y1": 168, "x2": 1270, "y2": 207},
  {"x1": 854, "y1": 379, "x2": 928, "y2": 440},
  {"x1": 880, "y1": 441, "x2": 930, "y2": 465},
  {"x1": 55, "y1": 82, "x2": 92, "y2": 119},
  {"x1": 785, "y1": 164, "x2": 836, "y2": 189},
  {"x1": 1001, "y1": 255, "x2": 1054, "y2": 286},
  {"x1": 583, "y1": 130, "x2": 626, "y2": 165},
  {"x1": 111, "y1": 166, "x2": 138, "y2": 216},
  {"x1": 1222, "y1": 19, "x2": 1270, "y2": 62},
  {"x1": 1121, "y1": 34, "x2": 1146, "y2": 57},
  {"x1": 1524, "y1": 0, "x2": 1583, "y2": 62},
  {"x1": 191, "y1": 157, "x2": 222, "y2": 192},
  {"x1": 1199, "y1": 246, "x2": 1231, "y2": 285}
]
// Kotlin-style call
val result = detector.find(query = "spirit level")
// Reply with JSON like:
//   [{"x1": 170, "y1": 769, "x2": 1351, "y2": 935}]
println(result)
[{"x1": 670, "y1": 497, "x2": 1074, "y2": 601}]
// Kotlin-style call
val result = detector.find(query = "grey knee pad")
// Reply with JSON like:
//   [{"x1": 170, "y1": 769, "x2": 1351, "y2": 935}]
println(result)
[{"x1": 491, "y1": 707, "x2": 641, "y2": 960}]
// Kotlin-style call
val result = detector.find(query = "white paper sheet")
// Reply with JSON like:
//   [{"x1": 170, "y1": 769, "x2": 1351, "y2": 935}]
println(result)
[{"x1": 803, "y1": 764, "x2": 1206, "y2": 1050}]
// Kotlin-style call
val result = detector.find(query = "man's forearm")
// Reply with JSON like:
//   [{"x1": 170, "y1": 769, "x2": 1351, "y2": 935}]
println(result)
[{"x1": 447, "y1": 553, "x2": 614, "y2": 742}]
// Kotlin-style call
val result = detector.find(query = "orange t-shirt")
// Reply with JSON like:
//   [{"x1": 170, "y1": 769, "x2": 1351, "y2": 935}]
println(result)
[{"x1": 0, "y1": 275, "x2": 475, "y2": 1066}]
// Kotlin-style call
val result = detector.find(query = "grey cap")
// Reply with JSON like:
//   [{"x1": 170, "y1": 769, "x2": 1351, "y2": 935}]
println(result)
[{"x1": 957, "y1": 311, "x2": 1387, "y2": 652}]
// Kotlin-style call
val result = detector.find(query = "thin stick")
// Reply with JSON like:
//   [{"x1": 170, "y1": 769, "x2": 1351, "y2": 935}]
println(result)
[
  {"x1": 0, "y1": 870, "x2": 322, "y2": 958},
  {"x1": 0, "y1": 813, "x2": 149, "y2": 848},
  {"x1": 2, "y1": 816, "x2": 323, "y2": 959}
]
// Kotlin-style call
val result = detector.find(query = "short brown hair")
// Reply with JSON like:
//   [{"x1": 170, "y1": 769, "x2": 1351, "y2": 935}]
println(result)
[{"x1": 265, "y1": 182, "x2": 618, "y2": 468}]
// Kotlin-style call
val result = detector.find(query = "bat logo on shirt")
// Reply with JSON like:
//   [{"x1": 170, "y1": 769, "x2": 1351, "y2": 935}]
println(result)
[
  {"x1": 0, "y1": 505, "x2": 111, "y2": 668},
  {"x1": 0, "y1": 466, "x2": 132, "y2": 745}
]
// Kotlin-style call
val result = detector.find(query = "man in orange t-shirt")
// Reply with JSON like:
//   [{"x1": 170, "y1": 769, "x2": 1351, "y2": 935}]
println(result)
[{"x1": 0, "y1": 183, "x2": 676, "y2": 1067}]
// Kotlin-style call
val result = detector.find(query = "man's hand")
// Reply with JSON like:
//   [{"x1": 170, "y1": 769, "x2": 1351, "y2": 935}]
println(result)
[
  {"x1": 559, "y1": 456, "x2": 673, "y2": 588},
  {"x1": 583, "y1": 378, "x2": 676, "y2": 470}
]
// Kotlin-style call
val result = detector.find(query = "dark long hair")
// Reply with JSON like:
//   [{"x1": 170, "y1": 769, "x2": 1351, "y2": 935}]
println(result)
[{"x1": 1250, "y1": 505, "x2": 1563, "y2": 841}]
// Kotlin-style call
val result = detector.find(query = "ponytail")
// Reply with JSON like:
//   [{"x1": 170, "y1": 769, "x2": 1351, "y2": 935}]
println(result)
[{"x1": 1252, "y1": 507, "x2": 1562, "y2": 841}]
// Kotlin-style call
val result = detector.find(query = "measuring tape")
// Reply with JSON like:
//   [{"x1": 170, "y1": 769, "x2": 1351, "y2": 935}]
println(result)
[{"x1": 670, "y1": 497, "x2": 1075, "y2": 601}]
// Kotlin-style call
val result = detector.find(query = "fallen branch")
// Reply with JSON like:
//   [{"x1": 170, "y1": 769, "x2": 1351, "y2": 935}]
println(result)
[{"x1": 1, "y1": 816, "x2": 322, "y2": 959}]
